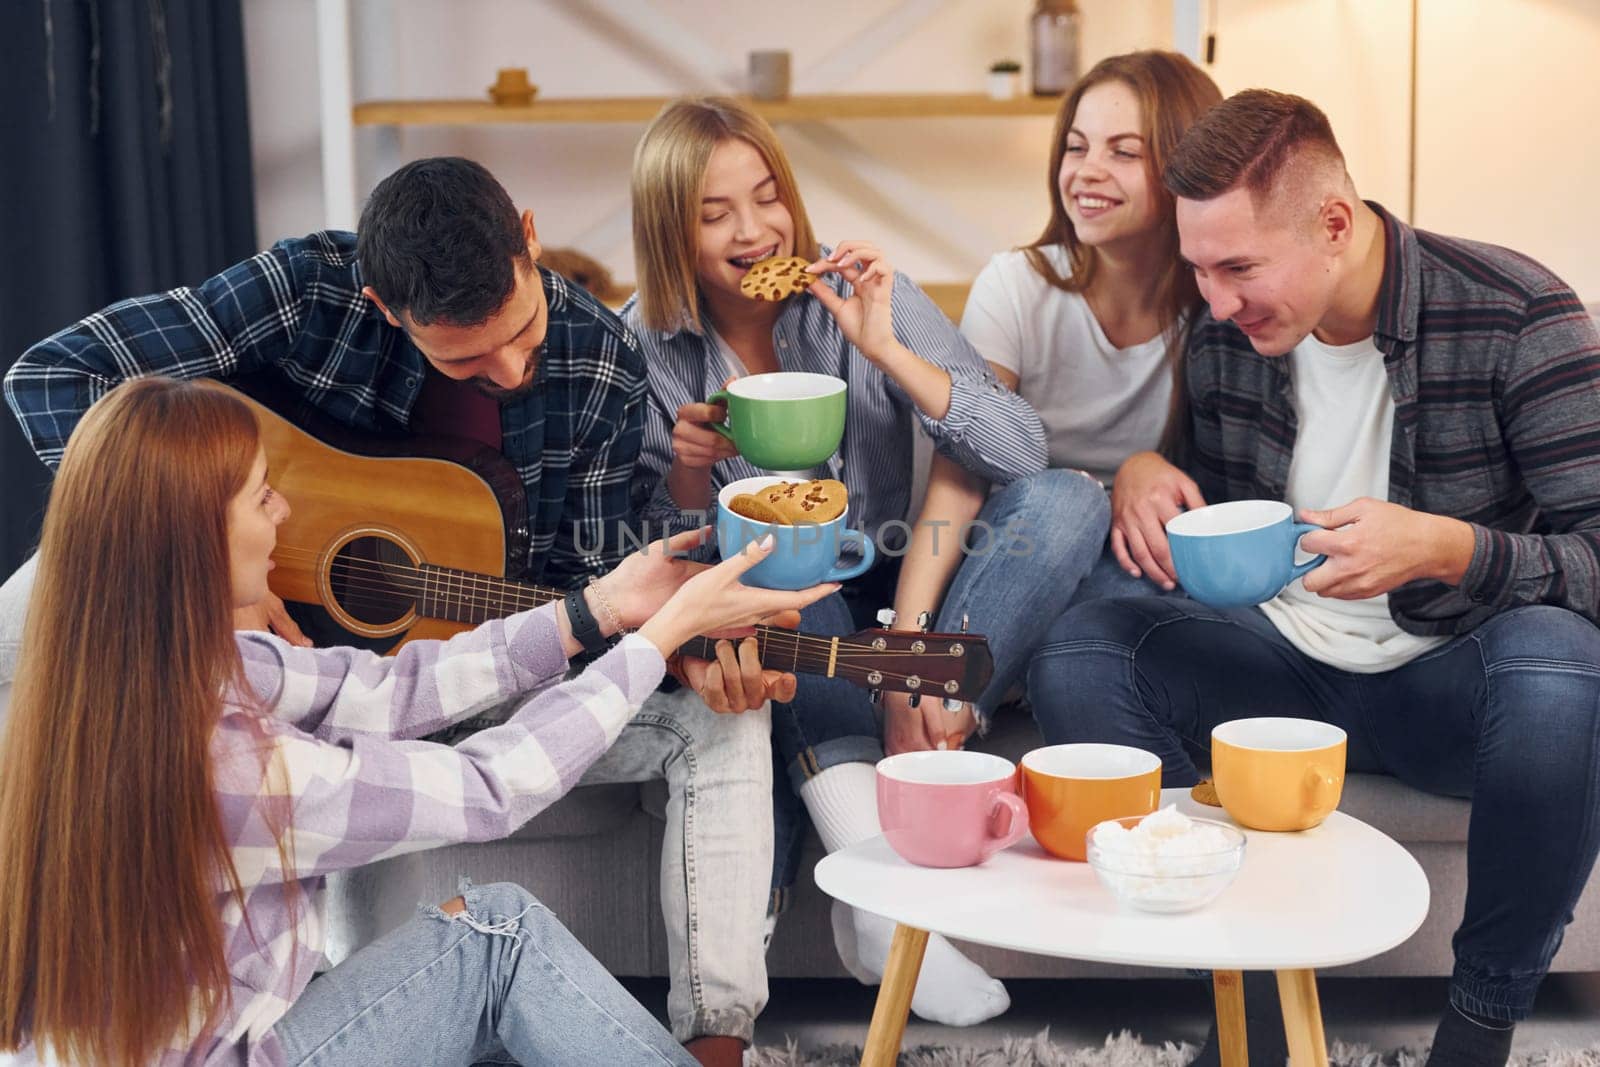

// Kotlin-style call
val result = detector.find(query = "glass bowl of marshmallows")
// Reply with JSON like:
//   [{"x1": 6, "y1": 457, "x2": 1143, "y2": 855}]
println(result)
[{"x1": 1087, "y1": 806, "x2": 1246, "y2": 913}]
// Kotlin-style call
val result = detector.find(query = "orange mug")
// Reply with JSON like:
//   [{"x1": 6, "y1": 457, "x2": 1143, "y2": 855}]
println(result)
[
  {"x1": 1020, "y1": 744, "x2": 1161, "y2": 861},
  {"x1": 1211, "y1": 717, "x2": 1346, "y2": 831}
]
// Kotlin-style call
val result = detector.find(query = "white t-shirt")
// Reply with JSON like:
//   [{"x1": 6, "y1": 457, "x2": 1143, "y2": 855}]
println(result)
[
  {"x1": 1258, "y1": 333, "x2": 1448, "y2": 673},
  {"x1": 960, "y1": 246, "x2": 1172, "y2": 485},
  {"x1": 709, "y1": 327, "x2": 752, "y2": 381}
]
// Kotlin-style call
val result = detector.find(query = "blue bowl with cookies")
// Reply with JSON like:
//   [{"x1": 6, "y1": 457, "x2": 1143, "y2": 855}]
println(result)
[{"x1": 717, "y1": 475, "x2": 876, "y2": 590}]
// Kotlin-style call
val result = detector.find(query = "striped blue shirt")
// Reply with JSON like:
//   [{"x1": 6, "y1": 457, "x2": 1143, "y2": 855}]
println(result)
[
  {"x1": 623, "y1": 262, "x2": 1046, "y2": 558},
  {"x1": 3, "y1": 232, "x2": 647, "y2": 589}
]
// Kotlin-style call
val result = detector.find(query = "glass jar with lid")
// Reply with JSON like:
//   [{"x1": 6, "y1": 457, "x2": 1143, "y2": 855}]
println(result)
[{"x1": 1030, "y1": 0, "x2": 1081, "y2": 97}]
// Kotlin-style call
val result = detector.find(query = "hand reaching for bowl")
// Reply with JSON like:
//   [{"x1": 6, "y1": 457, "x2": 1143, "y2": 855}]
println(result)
[
  {"x1": 883, "y1": 690, "x2": 978, "y2": 755},
  {"x1": 634, "y1": 531, "x2": 838, "y2": 658}
]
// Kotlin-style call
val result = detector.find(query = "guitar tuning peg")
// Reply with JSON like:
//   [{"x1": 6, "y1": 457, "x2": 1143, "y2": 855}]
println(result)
[
  {"x1": 868, "y1": 688, "x2": 882, "y2": 706},
  {"x1": 943, "y1": 698, "x2": 965, "y2": 713},
  {"x1": 876, "y1": 607, "x2": 898, "y2": 627},
  {"x1": 908, "y1": 692, "x2": 922, "y2": 709},
  {"x1": 917, "y1": 611, "x2": 932, "y2": 632},
  {"x1": 960, "y1": 613, "x2": 970, "y2": 634}
]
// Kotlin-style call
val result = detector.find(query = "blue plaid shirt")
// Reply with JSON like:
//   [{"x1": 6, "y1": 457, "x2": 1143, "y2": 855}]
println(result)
[{"x1": 4, "y1": 231, "x2": 646, "y2": 589}]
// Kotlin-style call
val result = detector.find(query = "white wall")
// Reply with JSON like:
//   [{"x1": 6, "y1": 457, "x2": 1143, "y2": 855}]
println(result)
[
  {"x1": 244, "y1": 0, "x2": 324, "y2": 240},
  {"x1": 244, "y1": 0, "x2": 1165, "y2": 284},
  {"x1": 1204, "y1": 0, "x2": 1412, "y2": 216},
  {"x1": 1205, "y1": 0, "x2": 1600, "y2": 300},
  {"x1": 244, "y1": 0, "x2": 1600, "y2": 299},
  {"x1": 1415, "y1": 0, "x2": 1600, "y2": 300}
]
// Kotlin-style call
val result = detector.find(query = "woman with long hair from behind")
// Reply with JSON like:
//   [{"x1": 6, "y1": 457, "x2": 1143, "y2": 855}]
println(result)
[{"x1": 0, "y1": 376, "x2": 830, "y2": 1066}]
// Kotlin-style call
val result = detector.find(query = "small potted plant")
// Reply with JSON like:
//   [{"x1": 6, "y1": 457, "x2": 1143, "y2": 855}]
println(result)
[{"x1": 987, "y1": 59, "x2": 1022, "y2": 101}]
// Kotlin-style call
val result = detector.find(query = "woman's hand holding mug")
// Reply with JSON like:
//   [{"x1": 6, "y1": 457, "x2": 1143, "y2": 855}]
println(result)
[
  {"x1": 671, "y1": 399, "x2": 742, "y2": 471},
  {"x1": 665, "y1": 377, "x2": 742, "y2": 512}
]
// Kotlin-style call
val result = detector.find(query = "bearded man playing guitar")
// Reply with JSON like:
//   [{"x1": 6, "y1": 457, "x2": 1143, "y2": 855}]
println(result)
[{"x1": 3, "y1": 157, "x2": 795, "y2": 1067}]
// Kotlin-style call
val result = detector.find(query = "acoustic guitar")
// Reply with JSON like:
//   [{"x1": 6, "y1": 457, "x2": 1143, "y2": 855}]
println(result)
[{"x1": 207, "y1": 380, "x2": 994, "y2": 703}]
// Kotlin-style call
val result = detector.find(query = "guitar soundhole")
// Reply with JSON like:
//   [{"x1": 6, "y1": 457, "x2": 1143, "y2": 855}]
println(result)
[{"x1": 329, "y1": 536, "x2": 417, "y2": 626}]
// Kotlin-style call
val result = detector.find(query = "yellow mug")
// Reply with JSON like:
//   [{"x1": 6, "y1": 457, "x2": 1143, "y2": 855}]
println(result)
[
  {"x1": 1020, "y1": 744, "x2": 1161, "y2": 861},
  {"x1": 1211, "y1": 717, "x2": 1346, "y2": 832}
]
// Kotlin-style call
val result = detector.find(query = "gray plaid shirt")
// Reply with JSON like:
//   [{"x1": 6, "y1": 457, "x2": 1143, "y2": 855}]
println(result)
[{"x1": 1185, "y1": 203, "x2": 1600, "y2": 634}]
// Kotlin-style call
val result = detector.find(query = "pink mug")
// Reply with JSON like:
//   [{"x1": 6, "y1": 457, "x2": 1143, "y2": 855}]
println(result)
[{"x1": 876, "y1": 751, "x2": 1029, "y2": 868}]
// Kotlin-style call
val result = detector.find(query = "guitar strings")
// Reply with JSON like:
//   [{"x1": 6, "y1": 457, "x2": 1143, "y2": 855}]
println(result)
[
  {"x1": 262, "y1": 549, "x2": 982, "y2": 698},
  {"x1": 289, "y1": 574, "x2": 946, "y2": 667},
  {"x1": 266, "y1": 544, "x2": 955, "y2": 661},
  {"x1": 273, "y1": 572, "x2": 935, "y2": 672},
  {"x1": 247, "y1": 604, "x2": 944, "y2": 688},
  {"x1": 249, "y1": 590, "x2": 963, "y2": 689}
]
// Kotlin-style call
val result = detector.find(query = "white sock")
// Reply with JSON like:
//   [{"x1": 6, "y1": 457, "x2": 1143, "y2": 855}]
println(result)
[
  {"x1": 797, "y1": 761, "x2": 881, "y2": 854},
  {"x1": 762, "y1": 911, "x2": 779, "y2": 952},
  {"x1": 799, "y1": 763, "x2": 1011, "y2": 1027}
]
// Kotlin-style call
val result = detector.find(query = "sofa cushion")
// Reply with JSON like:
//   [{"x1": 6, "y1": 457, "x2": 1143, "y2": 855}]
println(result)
[{"x1": 505, "y1": 782, "x2": 645, "y2": 839}]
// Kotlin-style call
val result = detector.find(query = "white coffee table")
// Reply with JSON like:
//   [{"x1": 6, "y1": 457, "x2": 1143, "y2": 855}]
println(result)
[{"x1": 814, "y1": 788, "x2": 1429, "y2": 1066}]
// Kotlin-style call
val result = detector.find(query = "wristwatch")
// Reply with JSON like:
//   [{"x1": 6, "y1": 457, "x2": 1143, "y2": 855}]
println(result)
[{"x1": 563, "y1": 588, "x2": 609, "y2": 656}]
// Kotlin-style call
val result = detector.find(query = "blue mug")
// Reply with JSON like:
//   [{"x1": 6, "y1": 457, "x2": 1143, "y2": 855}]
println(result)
[
  {"x1": 1165, "y1": 500, "x2": 1327, "y2": 608},
  {"x1": 716, "y1": 476, "x2": 875, "y2": 590}
]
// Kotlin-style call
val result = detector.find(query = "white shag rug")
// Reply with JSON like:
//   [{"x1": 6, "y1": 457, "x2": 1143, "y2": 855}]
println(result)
[{"x1": 746, "y1": 1029, "x2": 1600, "y2": 1066}]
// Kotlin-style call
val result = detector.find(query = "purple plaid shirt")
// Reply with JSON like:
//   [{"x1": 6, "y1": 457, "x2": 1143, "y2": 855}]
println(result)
[{"x1": 12, "y1": 606, "x2": 664, "y2": 1066}]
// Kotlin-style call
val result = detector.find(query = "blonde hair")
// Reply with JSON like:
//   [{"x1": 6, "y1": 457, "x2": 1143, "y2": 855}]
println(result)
[{"x1": 631, "y1": 96, "x2": 819, "y2": 332}]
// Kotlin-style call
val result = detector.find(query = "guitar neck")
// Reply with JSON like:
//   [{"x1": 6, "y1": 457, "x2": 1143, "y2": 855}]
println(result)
[
  {"x1": 677, "y1": 627, "x2": 838, "y2": 675},
  {"x1": 418, "y1": 565, "x2": 840, "y2": 676}
]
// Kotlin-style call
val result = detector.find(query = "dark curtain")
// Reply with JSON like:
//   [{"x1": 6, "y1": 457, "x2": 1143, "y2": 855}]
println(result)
[{"x1": 0, "y1": 0, "x2": 258, "y2": 575}]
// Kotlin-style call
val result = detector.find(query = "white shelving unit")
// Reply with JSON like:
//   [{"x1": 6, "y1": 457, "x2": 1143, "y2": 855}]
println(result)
[{"x1": 311, "y1": 0, "x2": 1206, "y2": 235}]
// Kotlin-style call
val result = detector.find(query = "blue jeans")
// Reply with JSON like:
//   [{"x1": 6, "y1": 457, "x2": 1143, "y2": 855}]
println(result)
[
  {"x1": 272, "y1": 881, "x2": 694, "y2": 1065},
  {"x1": 767, "y1": 468, "x2": 1113, "y2": 901},
  {"x1": 395, "y1": 684, "x2": 770, "y2": 1043},
  {"x1": 1028, "y1": 597, "x2": 1600, "y2": 1023}
]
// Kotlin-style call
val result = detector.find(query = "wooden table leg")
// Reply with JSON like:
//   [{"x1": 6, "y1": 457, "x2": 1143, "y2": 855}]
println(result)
[
  {"x1": 860, "y1": 924, "x2": 930, "y2": 1067},
  {"x1": 1213, "y1": 970, "x2": 1249, "y2": 1066},
  {"x1": 1275, "y1": 968, "x2": 1329, "y2": 1067}
]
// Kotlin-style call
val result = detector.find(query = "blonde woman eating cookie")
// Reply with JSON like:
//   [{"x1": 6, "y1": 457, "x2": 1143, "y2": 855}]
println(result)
[{"x1": 622, "y1": 96, "x2": 1062, "y2": 1029}]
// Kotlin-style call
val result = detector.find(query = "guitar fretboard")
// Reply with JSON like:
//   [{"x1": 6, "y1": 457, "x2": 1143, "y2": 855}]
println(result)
[
  {"x1": 676, "y1": 630, "x2": 838, "y2": 674},
  {"x1": 414, "y1": 564, "x2": 840, "y2": 674}
]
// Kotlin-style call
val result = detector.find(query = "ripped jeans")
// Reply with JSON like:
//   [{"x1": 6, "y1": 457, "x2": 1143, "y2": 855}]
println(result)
[{"x1": 271, "y1": 880, "x2": 694, "y2": 1066}]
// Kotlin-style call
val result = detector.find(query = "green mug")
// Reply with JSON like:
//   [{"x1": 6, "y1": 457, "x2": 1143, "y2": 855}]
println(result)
[{"x1": 706, "y1": 372, "x2": 847, "y2": 472}]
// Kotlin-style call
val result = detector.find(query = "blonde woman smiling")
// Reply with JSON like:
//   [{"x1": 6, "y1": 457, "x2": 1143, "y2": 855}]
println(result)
[{"x1": 624, "y1": 97, "x2": 1097, "y2": 1029}]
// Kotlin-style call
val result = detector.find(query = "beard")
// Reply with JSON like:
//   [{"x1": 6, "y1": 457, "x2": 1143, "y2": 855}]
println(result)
[{"x1": 471, "y1": 351, "x2": 540, "y2": 402}]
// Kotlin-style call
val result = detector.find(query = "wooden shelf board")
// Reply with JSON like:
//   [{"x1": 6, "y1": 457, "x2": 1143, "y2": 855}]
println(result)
[{"x1": 353, "y1": 93, "x2": 1062, "y2": 127}]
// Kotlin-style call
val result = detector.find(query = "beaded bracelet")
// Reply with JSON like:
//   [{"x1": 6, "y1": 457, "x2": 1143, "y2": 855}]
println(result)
[{"x1": 587, "y1": 577, "x2": 625, "y2": 635}]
